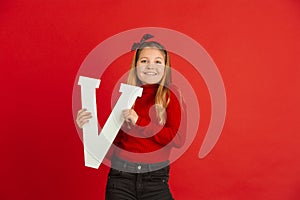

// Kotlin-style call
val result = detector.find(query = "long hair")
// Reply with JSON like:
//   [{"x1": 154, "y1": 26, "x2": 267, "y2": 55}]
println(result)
[{"x1": 127, "y1": 41, "x2": 171, "y2": 125}]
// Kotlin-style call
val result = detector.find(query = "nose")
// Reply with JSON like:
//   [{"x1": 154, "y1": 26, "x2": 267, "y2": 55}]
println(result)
[{"x1": 146, "y1": 63, "x2": 155, "y2": 69}]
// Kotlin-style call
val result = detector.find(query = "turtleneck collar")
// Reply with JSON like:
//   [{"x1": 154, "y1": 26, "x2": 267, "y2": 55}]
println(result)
[{"x1": 141, "y1": 84, "x2": 159, "y2": 94}]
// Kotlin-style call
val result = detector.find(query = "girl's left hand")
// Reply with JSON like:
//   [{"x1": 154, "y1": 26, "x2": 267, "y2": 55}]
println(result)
[{"x1": 122, "y1": 109, "x2": 138, "y2": 125}]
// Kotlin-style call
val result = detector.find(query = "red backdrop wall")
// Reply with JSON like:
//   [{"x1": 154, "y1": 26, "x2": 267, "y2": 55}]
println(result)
[{"x1": 1, "y1": 0, "x2": 300, "y2": 199}]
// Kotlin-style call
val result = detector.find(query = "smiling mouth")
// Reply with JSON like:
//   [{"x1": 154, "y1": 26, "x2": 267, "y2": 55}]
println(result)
[{"x1": 144, "y1": 72, "x2": 157, "y2": 76}]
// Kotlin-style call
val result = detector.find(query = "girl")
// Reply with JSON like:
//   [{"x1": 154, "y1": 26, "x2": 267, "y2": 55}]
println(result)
[{"x1": 76, "y1": 34, "x2": 186, "y2": 200}]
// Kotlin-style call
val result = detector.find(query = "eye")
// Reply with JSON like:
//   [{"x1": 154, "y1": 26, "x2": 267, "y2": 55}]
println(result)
[
  {"x1": 155, "y1": 60, "x2": 162, "y2": 64},
  {"x1": 140, "y1": 59, "x2": 147, "y2": 63}
]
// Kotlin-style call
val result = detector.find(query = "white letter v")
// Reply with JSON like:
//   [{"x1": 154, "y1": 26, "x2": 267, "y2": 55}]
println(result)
[{"x1": 78, "y1": 76, "x2": 143, "y2": 169}]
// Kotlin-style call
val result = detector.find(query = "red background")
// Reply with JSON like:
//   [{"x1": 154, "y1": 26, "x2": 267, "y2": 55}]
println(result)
[{"x1": 1, "y1": 0, "x2": 300, "y2": 199}]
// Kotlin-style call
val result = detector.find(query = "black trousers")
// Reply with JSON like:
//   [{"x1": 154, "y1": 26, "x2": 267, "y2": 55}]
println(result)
[{"x1": 105, "y1": 157, "x2": 174, "y2": 200}]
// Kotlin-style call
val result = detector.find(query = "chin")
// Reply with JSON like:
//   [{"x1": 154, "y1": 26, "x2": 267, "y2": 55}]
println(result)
[{"x1": 143, "y1": 79, "x2": 161, "y2": 85}]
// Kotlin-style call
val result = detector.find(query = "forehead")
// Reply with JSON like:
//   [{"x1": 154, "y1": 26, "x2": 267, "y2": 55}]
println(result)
[{"x1": 139, "y1": 47, "x2": 165, "y2": 59}]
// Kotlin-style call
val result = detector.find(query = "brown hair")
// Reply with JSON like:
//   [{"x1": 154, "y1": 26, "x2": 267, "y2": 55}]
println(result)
[{"x1": 127, "y1": 41, "x2": 171, "y2": 125}]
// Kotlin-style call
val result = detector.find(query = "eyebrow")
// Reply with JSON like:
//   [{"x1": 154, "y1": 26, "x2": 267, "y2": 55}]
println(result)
[{"x1": 139, "y1": 57, "x2": 163, "y2": 60}]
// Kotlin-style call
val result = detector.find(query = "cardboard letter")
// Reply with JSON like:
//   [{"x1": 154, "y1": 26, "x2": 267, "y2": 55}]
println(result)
[{"x1": 78, "y1": 76, "x2": 143, "y2": 169}]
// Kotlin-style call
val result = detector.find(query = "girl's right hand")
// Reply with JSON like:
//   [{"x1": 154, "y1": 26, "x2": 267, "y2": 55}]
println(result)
[{"x1": 76, "y1": 108, "x2": 92, "y2": 128}]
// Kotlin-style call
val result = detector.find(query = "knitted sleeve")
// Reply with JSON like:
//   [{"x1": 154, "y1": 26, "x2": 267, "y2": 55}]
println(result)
[{"x1": 135, "y1": 88, "x2": 187, "y2": 148}]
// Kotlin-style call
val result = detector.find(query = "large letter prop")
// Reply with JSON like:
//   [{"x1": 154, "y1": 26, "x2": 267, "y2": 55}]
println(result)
[{"x1": 78, "y1": 76, "x2": 143, "y2": 169}]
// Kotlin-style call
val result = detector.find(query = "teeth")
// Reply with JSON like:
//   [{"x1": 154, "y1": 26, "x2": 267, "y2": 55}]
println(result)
[{"x1": 144, "y1": 72, "x2": 157, "y2": 75}]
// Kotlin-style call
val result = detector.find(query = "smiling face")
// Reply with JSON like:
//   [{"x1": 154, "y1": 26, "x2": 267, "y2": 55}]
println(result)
[{"x1": 136, "y1": 47, "x2": 166, "y2": 85}]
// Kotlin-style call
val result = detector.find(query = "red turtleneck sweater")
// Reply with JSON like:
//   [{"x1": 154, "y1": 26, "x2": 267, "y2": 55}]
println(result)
[{"x1": 113, "y1": 84, "x2": 186, "y2": 163}]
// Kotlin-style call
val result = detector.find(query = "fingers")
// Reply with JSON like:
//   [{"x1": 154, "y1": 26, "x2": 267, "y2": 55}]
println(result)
[
  {"x1": 76, "y1": 108, "x2": 92, "y2": 128},
  {"x1": 122, "y1": 109, "x2": 130, "y2": 119},
  {"x1": 77, "y1": 108, "x2": 88, "y2": 117},
  {"x1": 122, "y1": 109, "x2": 138, "y2": 125},
  {"x1": 122, "y1": 109, "x2": 131, "y2": 122},
  {"x1": 122, "y1": 109, "x2": 130, "y2": 122}
]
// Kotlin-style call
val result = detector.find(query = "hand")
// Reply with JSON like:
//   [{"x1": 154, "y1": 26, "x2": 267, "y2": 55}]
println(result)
[
  {"x1": 122, "y1": 109, "x2": 138, "y2": 125},
  {"x1": 76, "y1": 108, "x2": 92, "y2": 128}
]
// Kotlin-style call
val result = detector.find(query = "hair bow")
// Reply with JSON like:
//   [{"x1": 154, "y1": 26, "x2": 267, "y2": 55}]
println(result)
[{"x1": 131, "y1": 34, "x2": 154, "y2": 51}]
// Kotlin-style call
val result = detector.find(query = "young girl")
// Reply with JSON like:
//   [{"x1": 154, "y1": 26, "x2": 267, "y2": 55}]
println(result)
[{"x1": 76, "y1": 34, "x2": 186, "y2": 200}]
